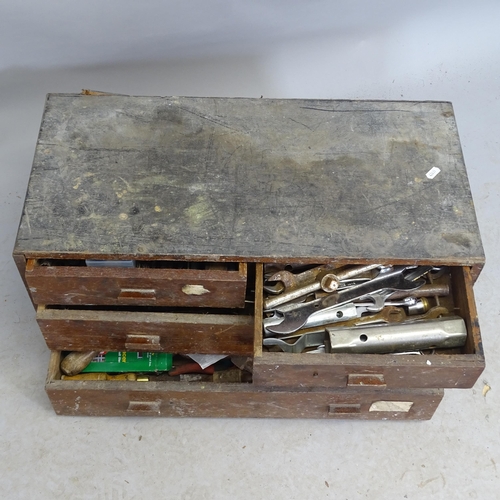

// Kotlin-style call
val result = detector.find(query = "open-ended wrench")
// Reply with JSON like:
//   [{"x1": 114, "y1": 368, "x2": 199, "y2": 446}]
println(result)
[
  {"x1": 263, "y1": 306, "x2": 410, "y2": 352},
  {"x1": 325, "y1": 305, "x2": 449, "y2": 330},
  {"x1": 265, "y1": 266, "x2": 427, "y2": 335},
  {"x1": 263, "y1": 302, "x2": 360, "y2": 336},
  {"x1": 263, "y1": 263, "x2": 382, "y2": 310},
  {"x1": 263, "y1": 263, "x2": 338, "y2": 298},
  {"x1": 263, "y1": 330, "x2": 326, "y2": 353},
  {"x1": 264, "y1": 295, "x2": 422, "y2": 334}
]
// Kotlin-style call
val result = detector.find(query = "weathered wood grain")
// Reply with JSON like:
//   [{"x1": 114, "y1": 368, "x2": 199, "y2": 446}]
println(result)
[
  {"x1": 15, "y1": 95, "x2": 487, "y2": 419},
  {"x1": 252, "y1": 351, "x2": 484, "y2": 390},
  {"x1": 46, "y1": 353, "x2": 443, "y2": 419},
  {"x1": 451, "y1": 265, "x2": 483, "y2": 356},
  {"x1": 253, "y1": 263, "x2": 263, "y2": 357},
  {"x1": 38, "y1": 309, "x2": 254, "y2": 355},
  {"x1": 26, "y1": 259, "x2": 247, "y2": 307},
  {"x1": 15, "y1": 95, "x2": 484, "y2": 268}
]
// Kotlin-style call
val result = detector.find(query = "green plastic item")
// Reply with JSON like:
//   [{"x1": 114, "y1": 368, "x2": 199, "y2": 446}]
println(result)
[{"x1": 81, "y1": 351, "x2": 173, "y2": 373}]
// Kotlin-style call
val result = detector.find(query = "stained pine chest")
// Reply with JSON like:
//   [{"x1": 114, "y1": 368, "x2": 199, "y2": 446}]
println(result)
[{"x1": 14, "y1": 93, "x2": 485, "y2": 419}]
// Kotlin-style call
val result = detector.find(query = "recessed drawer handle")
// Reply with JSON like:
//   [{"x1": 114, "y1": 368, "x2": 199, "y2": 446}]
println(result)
[
  {"x1": 328, "y1": 404, "x2": 361, "y2": 414},
  {"x1": 127, "y1": 400, "x2": 161, "y2": 414},
  {"x1": 118, "y1": 288, "x2": 156, "y2": 299},
  {"x1": 347, "y1": 374, "x2": 386, "y2": 388},
  {"x1": 125, "y1": 334, "x2": 161, "y2": 351}
]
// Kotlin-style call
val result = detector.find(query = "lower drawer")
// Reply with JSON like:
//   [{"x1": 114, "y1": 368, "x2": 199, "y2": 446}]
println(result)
[{"x1": 46, "y1": 353, "x2": 443, "y2": 419}]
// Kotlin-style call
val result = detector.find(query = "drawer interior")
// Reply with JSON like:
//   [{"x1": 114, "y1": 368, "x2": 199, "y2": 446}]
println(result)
[
  {"x1": 43, "y1": 262, "x2": 484, "y2": 392},
  {"x1": 48, "y1": 268, "x2": 261, "y2": 390},
  {"x1": 37, "y1": 271, "x2": 256, "y2": 355},
  {"x1": 253, "y1": 263, "x2": 485, "y2": 389},
  {"x1": 46, "y1": 351, "x2": 443, "y2": 419}
]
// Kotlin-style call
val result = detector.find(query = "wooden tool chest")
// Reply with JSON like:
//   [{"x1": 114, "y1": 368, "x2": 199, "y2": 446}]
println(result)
[{"x1": 14, "y1": 93, "x2": 485, "y2": 420}]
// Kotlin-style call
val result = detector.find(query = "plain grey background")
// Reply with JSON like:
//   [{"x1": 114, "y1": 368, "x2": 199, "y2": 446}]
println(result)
[{"x1": 1, "y1": 1, "x2": 499, "y2": 498}]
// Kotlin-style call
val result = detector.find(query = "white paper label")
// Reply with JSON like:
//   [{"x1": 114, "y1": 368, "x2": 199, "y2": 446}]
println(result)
[
  {"x1": 186, "y1": 354, "x2": 227, "y2": 369},
  {"x1": 182, "y1": 284, "x2": 210, "y2": 295},
  {"x1": 426, "y1": 167, "x2": 441, "y2": 179},
  {"x1": 369, "y1": 401, "x2": 414, "y2": 412}
]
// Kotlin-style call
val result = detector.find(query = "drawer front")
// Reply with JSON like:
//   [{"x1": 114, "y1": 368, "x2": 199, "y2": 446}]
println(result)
[
  {"x1": 26, "y1": 260, "x2": 247, "y2": 308},
  {"x1": 252, "y1": 352, "x2": 484, "y2": 389},
  {"x1": 255, "y1": 266, "x2": 485, "y2": 389},
  {"x1": 47, "y1": 384, "x2": 443, "y2": 419},
  {"x1": 37, "y1": 308, "x2": 254, "y2": 355},
  {"x1": 46, "y1": 354, "x2": 443, "y2": 419}
]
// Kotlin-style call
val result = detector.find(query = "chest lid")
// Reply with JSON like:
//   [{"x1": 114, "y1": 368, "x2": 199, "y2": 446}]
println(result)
[{"x1": 15, "y1": 94, "x2": 484, "y2": 270}]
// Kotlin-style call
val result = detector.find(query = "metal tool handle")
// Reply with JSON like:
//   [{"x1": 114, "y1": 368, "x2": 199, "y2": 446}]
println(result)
[{"x1": 327, "y1": 316, "x2": 466, "y2": 354}]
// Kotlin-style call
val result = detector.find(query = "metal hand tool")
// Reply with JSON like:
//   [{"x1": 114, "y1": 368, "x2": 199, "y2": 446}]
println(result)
[
  {"x1": 264, "y1": 263, "x2": 381, "y2": 310},
  {"x1": 313, "y1": 283, "x2": 450, "y2": 302},
  {"x1": 292, "y1": 298, "x2": 417, "y2": 330},
  {"x1": 263, "y1": 330, "x2": 326, "y2": 353},
  {"x1": 327, "y1": 316, "x2": 467, "y2": 354},
  {"x1": 263, "y1": 282, "x2": 285, "y2": 295},
  {"x1": 406, "y1": 297, "x2": 430, "y2": 315},
  {"x1": 317, "y1": 304, "x2": 448, "y2": 332},
  {"x1": 265, "y1": 305, "x2": 409, "y2": 350},
  {"x1": 306, "y1": 346, "x2": 326, "y2": 353},
  {"x1": 263, "y1": 263, "x2": 338, "y2": 298},
  {"x1": 263, "y1": 304, "x2": 417, "y2": 351},
  {"x1": 354, "y1": 289, "x2": 400, "y2": 312},
  {"x1": 304, "y1": 302, "x2": 360, "y2": 329},
  {"x1": 263, "y1": 302, "x2": 359, "y2": 336},
  {"x1": 328, "y1": 305, "x2": 407, "y2": 328},
  {"x1": 404, "y1": 305, "x2": 449, "y2": 322},
  {"x1": 352, "y1": 293, "x2": 430, "y2": 315},
  {"x1": 388, "y1": 283, "x2": 450, "y2": 300},
  {"x1": 264, "y1": 294, "x2": 412, "y2": 335},
  {"x1": 266, "y1": 266, "x2": 426, "y2": 335},
  {"x1": 354, "y1": 296, "x2": 417, "y2": 312},
  {"x1": 263, "y1": 312, "x2": 288, "y2": 333},
  {"x1": 428, "y1": 267, "x2": 447, "y2": 280}
]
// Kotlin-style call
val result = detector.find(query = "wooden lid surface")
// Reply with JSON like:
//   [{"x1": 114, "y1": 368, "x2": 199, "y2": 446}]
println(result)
[{"x1": 15, "y1": 94, "x2": 484, "y2": 266}]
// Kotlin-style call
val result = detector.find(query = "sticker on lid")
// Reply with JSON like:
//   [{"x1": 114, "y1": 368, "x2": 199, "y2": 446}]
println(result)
[{"x1": 426, "y1": 167, "x2": 441, "y2": 180}]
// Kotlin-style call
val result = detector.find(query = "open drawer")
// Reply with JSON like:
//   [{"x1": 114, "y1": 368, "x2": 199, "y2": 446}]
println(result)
[
  {"x1": 252, "y1": 264, "x2": 485, "y2": 390},
  {"x1": 25, "y1": 259, "x2": 247, "y2": 308},
  {"x1": 37, "y1": 306, "x2": 254, "y2": 355},
  {"x1": 45, "y1": 352, "x2": 443, "y2": 419},
  {"x1": 38, "y1": 263, "x2": 484, "y2": 387}
]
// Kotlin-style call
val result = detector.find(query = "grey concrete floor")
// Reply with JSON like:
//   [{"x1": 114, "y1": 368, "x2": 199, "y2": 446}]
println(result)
[{"x1": 1, "y1": 40, "x2": 499, "y2": 499}]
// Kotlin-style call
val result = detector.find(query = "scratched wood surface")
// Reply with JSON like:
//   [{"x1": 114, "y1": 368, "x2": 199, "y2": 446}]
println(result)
[
  {"x1": 38, "y1": 309, "x2": 255, "y2": 355},
  {"x1": 45, "y1": 352, "x2": 444, "y2": 419},
  {"x1": 15, "y1": 94, "x2": 484, "y2": 265}
]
